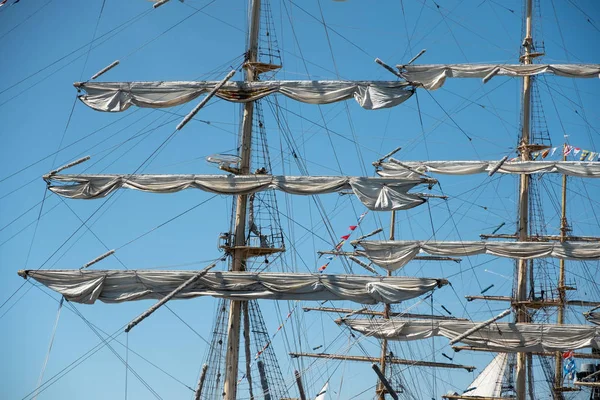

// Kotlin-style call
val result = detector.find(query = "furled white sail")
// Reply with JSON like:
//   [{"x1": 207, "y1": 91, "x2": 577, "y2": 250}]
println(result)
[
  {"x1": 377, "y1": 160, "x2": 600, "y2": 179},
  {"x1": 458, "y1": 354, "x2": 509, "y2": 398},
  {"x1": 44, "y1": 174, "x2": 430, "y2": 211},
  {"x1": 340, "y1": 319, "x2": 600, "y2": 352},
  {"x1": 356, "y1": 240, "x2": 600, "y2": 271},
  {"x1": 74, "y1": 80, "x2": 414, "y2": 112},
  {"x1": 18, "y1": 270, "x2": 447, "y2": 305},
  {"x1": 397, "y1": 64, "x2": 600, "y2": 90}
]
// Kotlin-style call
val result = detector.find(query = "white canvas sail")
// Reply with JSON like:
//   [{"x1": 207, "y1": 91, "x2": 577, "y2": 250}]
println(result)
[
  {"x1": 19, "y1": 270, "x2": 447, "y2": 305},
  {"x1": 355, "y1": 240, "x2": 600, "y2": 271},
  {"x1": 73, "y1": 80, "x2": 414, "y2": 112},
  {"x1": 44, "y1": 174, "x2": 429, "y2": 211},
  {"x1": 397, "y1": 64, "x2": 600, "y2": 90},
  {"x1": 341, "y1": 319, "x2": 600, "y2": 352},
  {"x1": 315, "y1": 382, "x2": 328, "y2": 400},
  {"x1": 377, "y1": 160, "x2": 600, "y2": 179},
  {"x1": 448, "y1": 354, "x2": 509, "y2": 398}
]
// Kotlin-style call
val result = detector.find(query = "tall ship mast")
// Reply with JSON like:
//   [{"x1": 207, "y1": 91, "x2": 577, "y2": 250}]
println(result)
[{"x1": 2, "y1": 0, "x2": 600, "y2": 399}]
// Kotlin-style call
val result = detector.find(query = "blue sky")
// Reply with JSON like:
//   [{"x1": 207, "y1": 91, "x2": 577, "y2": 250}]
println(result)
[{"x1": 1, "y1": 0, "x2": 599, "y2": 399}]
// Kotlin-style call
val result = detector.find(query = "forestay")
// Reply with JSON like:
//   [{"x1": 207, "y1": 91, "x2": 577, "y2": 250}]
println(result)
[
  {"x1": 397, "y1": 64, "x2": 600, "y2": 90},
  {"x1": 341, "y1": 319, "x2": 600, "y2": 352},
  {"x1": 377, "y1": 160, "x2": 600, "y2": 179},
  {"x1": 356, "y1": 240, "x2": 600, "y2": 271},
  {"x1": 44, "y1": 174, "x2": 429, "y2": 211},
  {"x1": 18, "y1": 270, "x2": 447, "y2": 305},
  {"x1": 74, "y1": 80, "x2": 414, "y2": 112}
]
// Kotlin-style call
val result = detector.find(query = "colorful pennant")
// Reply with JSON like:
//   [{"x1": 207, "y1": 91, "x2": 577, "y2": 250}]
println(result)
[
  {"x1": 520, "y1": 144, "x2": 600, "y2": 161},
  {"x1": 317, "y1": 211, "x2": 369, "y2": 273}
]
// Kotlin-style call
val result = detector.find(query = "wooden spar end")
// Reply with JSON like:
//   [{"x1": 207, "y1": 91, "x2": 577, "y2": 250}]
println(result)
[
  {"x1": 374, "y1": 58, "x2": 403, "y2": 79},
  {"x1": 405, "y1": 49, "x2": 426, "y2": 66},
  {"x1": 373, "y1": 146, "x2": 402, "y2": 166},
  {"x1": 395, "y1": 49, "x2": 427, "y2": 70},
  {"x1": 153, "y1": 0, "x2": 170, "y2": 9},
  {"x1": 46, "y1": 156, "x2": 90, "y2": 176},
  {"x1": 350, "y1": 228, "x2": 383, "y2": 245},
  {"x1": 80, "y1": 250, "x2": 115, "y2": 270},
  {"x1": 91, "y1": 60, "x2": 120, "y2": 80}
]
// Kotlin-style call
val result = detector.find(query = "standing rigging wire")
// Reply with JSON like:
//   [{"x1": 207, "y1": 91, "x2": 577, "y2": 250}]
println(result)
[
  {"x1": 0, "y1": 92, "x2": 86, "y2": 309},
  {"x1": 380, "y1": 77, "x2": 517, "y2": 160},
  {"x1": 0, "y1": 8, "x2": 153, "y2": 102},
  {"x1": 18, "y1": 326, "x2": 128, "y2": 400},
  {"x1": 14, "y1": 47, "x2": 244, "y2": 263},
  {"x1": 0, "y1": 184, "x2": 49, "y2": 314},
  {"x1": 315, "y1": 0, "x2": 367, "y2": 177},
  {"x1": 60, "y1": 303, "x2": 163, "y2": 400},
  {"x1": 0, "y1": 0, "x2": 55, "y2": 38},
  {"x1": 564, "y1": 0, "x2": 600, "y2": 34},
  {"x1": 0, "y1": 191, "x2": 52, "y2": 232},
  {"x1": 2, "y1": 0, "x2": 109, "y2": 317},
  {"x1": 120, "y1": 0, "x2": 219, "y2": 62},
  {"x1": 18, "y1": 59, "x2": 249, "y2": 398},
  {"x1": 1, "y1": 124, "x2": 199, "y2": 322},
  {"x1": 0, "y1": 176, "x2": 45, "y2": 201},
  {"x1": 32, "y1": 296, "x2": 64, "y2": 400},
  {"x1": 264, "y1": 96, "x2": 358, "y2": 275},
  {"x1": 29, "y1": 282, "x2": 199, "y2": 392},
  {"x1": 549, "y1": 0, "x2": 597, "y2": 152},
  {"x1": 283, "y1": 2, "x2": 526, "y2": 378},
  {"x1": 0, "y1": 109, "x2": 143, "y2": 186},
  {"x1": 80, "y1": 0, "x2": 107, "y2": 81},
  {"x1": 0, "y1": 110, "x2": 173, "y2": 254},
  {"x1": 10, "y1": 50, "x2": 246, "y2": 391},
  {"x1": 0, "y1": 0, "x2": 223, "y2": 110},
  {"x1": 424, "y1": 87, "x2": 474, "y2": 144},
  {"x1": 277, "y1": 1, "x2": 388, "y2": 277},
  {"x1": 1, "y1": 50, "x2": 244, "y2": 196}
]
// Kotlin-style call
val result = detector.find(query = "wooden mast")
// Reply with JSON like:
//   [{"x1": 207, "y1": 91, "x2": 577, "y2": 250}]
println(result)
[
  {"x1": 377, "y1": 210, "x2": 395, "y2": 399},
  {"x1": 554, "y1": 147, "x2": 569, "y2": 390},
  {"x1": 515, "y1": 0, "x2": 534, "y2": 397},
  {"x1": 223, "y1": 1, "x2": 261, "y2": 398}
]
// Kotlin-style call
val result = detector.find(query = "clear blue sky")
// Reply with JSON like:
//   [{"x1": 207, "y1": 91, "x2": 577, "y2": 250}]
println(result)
[{"x1": 1, "y1": 0, "x2": 599, "y2": 399}]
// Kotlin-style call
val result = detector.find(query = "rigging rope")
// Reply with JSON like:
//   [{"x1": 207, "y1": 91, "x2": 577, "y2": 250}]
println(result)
[
  {"x1": 32, "y1": 297, "x2": 64, "y2": 400},
  {"x1": 80, "y1": 0, "x2": 107, "y2": 80}
]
